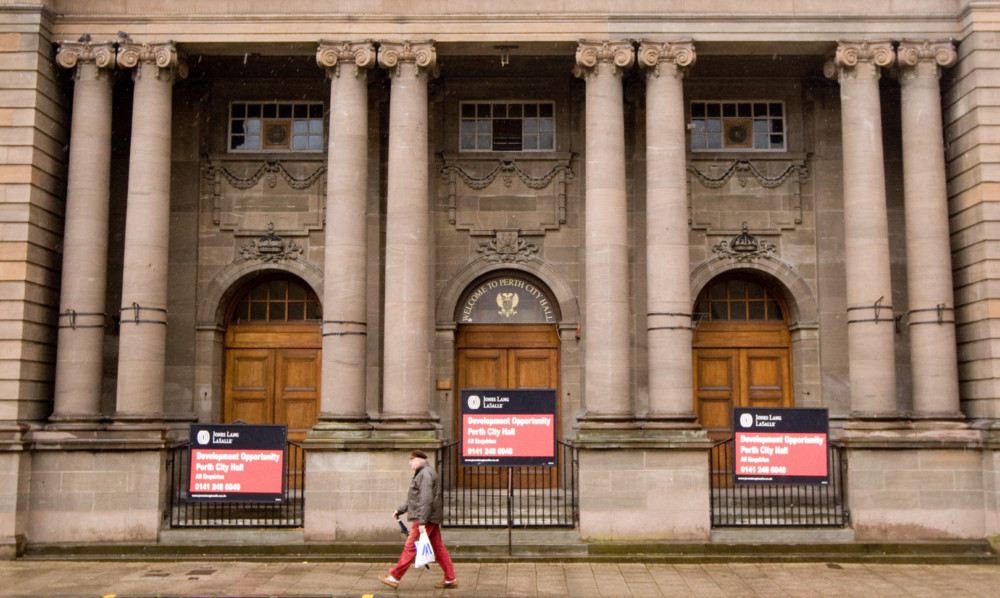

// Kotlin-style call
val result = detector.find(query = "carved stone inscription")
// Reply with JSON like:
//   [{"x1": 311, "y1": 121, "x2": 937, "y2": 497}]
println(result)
[{"x1": 458, "y1": 275, "x2": 557, "y2": 324}]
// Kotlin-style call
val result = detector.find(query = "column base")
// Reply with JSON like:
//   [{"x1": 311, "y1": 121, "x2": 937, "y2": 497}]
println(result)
[
  {"x1": 640, "y1": 412, "x2": 702, "y2": 429},
  {"x1": 906, "y1": 411, "x2": 967, "y2": 429},
  {"x1": 844, "y1": 412, "x2": 906, "y2": 430},
  {"x1": 109, "y1": 412, "x2": 167, "y2": 432},
  {"x1": 373, "y1": 414, "x2": 440, "y2": 440},
  {"x1": 46, "y1": 413, "x2": 107, "y2": 431},
  {"x1": 307, "y1": 418, "x2": 374, "y2": 441}
]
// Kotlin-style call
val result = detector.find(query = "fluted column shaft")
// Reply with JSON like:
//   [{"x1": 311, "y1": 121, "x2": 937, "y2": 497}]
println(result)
[
  {"x1": 826, "y1": 41, "x2": 898, "y2": 418},
  {"x1": 378, "y1": 41, "x2": 437, "y2": 428},
  {"x1": 50, "y1": 42, "x2": 116, "y2": 427},
  {"x1": 575, "y1": 41, "x2": 635, "y2": 425},
  {"x1": 898, "y1": 40, "x2": 962, "y2": 419},
  {"x1": 639, "y1": 41, "x2": 698, "y2": 424},
  {"x1": 316, "y1": 41, "x2": 375, "y2": 428},
  {"x1": 113, "y1": 42, "x2": 184, "y2": 424}
]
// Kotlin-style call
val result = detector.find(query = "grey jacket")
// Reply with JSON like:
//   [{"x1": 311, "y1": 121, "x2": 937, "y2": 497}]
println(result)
[{"x1": 397, "y1": 461, "x2": 443, "y2": 525}]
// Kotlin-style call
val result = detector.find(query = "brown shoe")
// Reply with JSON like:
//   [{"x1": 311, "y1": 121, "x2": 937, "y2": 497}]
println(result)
[
  {"x1": 379, "y1": 575, "x2": 399, "y2": 589},
  {"x1": 435, "y1": 579, "x2": 459, "y2": 589}
]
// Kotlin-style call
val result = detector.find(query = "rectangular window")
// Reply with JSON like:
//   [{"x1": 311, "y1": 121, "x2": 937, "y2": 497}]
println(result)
[
  {"x1": 690, "y1": 101, "x2": 785, "y2": 152},
  {"x1": 230, "y1": 102, "x2": 325, "y2": 152},
  {"x1": 460, "y1": 101, "x2": 555, "y2": 152}
]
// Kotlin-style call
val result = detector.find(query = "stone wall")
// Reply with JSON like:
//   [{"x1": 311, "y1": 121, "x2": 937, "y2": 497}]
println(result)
[
  {"x1": 26, "y1": 447, "x2": 163, "y2": 543},
  {"x1": 847, "y1": 444, "x2": 986, "y2": 540},
  {"x1": 0, "y1": 5, "x2": 65, "y2": 422},
  {"x1": 304, "y1": 447, "x2": 431, "y2": 541},
  {"x1": 948, "y1": 4, "x2": 1000, "y2": 420},
  {"x1": 577, "y1": 447, "x2": 710, "y2": 541}
]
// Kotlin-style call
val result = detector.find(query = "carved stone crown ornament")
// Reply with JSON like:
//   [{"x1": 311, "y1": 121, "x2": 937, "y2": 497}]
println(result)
[
  {"x1": 238, "y1": 222, "x2": 303, "y2": 263},
  {"x1": 574, "y1": 40, "x2": 635, "y2": 78},
  {"x1": 637, "y1": 40, "x2": 696, "y2": 77},
  {"x1": 712, "y1": 222, "x2": 777, "y2": 262},
  {"x1": 477, "y1": 229, "x2": 539, "y2": 264},
  {"x1": 117, "y1": 41, "x2": 188, "y2": 80},
  {"x1": 377, "y1": 40, "x2": 438, "y2": 78},
  {"x1": 56, "y1": 41, "x2": 116, "y2": 73},
  {"x1": 316, "y1": 40, "x2": 376, "y2": 78}
]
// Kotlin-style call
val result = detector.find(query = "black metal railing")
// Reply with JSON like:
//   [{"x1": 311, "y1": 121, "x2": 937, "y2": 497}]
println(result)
[
  {"x1": 710, "y1": 437, "x2": 849, "y2": 527},
  {"x1": 165, "y1": 441, "x2": 305, "y2": 528},
  {"x1": 438, "y1": 440, "x2": 578, "y2": 527}
]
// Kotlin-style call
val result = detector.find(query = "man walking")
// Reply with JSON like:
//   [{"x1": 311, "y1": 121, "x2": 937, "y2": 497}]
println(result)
[{"x1": 379, "y1": 450, "x2": 458, "y2": 590}]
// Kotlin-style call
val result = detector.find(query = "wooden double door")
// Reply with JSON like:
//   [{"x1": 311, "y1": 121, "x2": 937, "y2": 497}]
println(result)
[
  {"x1": 223, "y1": 323, "x2": 321, "y2": 445},
  {"x1": 455, "y1": 324, "x2": 560, "y2": 487},
  {"x1": 693, "y1": 323, "x2": 792, "y2": 445}
]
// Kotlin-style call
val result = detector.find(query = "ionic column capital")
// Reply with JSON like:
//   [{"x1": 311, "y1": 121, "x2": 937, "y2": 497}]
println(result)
[
  {"x1": 574, "y1": 39, "x2": 635, "y2": 79},
  {"x1": 116, "y1": 41, "x2": 188, "y2": 81},
  {"x1": 317, "y1": 40, "x2": 376, "y2": 79},
  {"x1": 823, "y1": 40, "x2": 895, "y2": 81},
  {"x1": 377, "y1": 40, "x2": 438, "y2": 79},
  {"x1": 897, "y1": 40, "x2": 957, "y2": 81},
  {"x1": 637, "y1": 40, "x2": 695, "y2": 79},
  {"x1": 56, "y1": 40, "x2": 116, "y2": 79}
]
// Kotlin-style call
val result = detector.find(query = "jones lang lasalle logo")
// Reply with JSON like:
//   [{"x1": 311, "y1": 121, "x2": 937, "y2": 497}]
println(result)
[{"x1": 467, "y1": 395, "x2": 481, "y2": 410}]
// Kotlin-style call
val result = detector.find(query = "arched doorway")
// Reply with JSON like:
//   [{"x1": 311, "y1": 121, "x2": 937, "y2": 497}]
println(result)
[
  {"x1": 223, "y1": 275, "x2": 322, "y2": 444},
  {"x1": 454, "y1": 271, "x2": 561, "y2": 488},
  {"x1": 692, "y1": 274, "x2": 792, "y2": 445}
]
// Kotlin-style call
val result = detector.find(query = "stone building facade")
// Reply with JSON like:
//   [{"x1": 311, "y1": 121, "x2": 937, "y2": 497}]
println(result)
[{"x1": 1, "y1": 0, "x2": 999, "y2": 555}]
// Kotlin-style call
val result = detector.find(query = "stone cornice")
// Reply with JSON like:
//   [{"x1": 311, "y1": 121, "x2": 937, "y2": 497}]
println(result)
[
  {"x1": 637, "y1": 40, "x2": 695, "y2": 78},
  {"x1": 316, "y1": 40, "x2": 376, "y2": 78},
  {"x1": 377, "y1": 40, "x2": 438, "y2": 78},
  {"x1": 55, "y1": 40, "x2": 115, "y2": 71},
  {"x1": 574, "y1": 39, "x2": 635, "y2": 79},
  {"x1": 116, "y1": 41, "x2": 188, "y2": 79}
]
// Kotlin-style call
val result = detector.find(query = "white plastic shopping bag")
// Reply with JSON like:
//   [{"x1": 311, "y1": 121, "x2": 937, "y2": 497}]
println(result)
[{"x1": 414, "y1": 529, "x2": 436, "y2": 569}]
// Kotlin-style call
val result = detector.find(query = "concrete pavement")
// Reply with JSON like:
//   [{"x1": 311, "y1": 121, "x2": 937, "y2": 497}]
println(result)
[{"x1": 3, "y1": 559, "x2": 1000, "y2": 597}]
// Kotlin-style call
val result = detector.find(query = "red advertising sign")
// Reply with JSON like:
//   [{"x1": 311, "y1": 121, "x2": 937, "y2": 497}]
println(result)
[
  {"x1": 733, "y1": 408, "x2": 829, "y2": 485},
  {"x1": 189, "y1": 424, "x2": 286, "y2": 502},
  {"x1": 460, "y1": 389, "x2": 557, "y2": 466}
]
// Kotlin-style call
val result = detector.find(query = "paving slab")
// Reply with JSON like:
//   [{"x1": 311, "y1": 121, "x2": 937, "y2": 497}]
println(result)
[{"x1": 2, "y1": 560, "x2": 1000, "y2": 597}]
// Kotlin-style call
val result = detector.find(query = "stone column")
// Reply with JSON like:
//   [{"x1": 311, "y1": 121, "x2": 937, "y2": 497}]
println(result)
[
  {"x1": 898, "y1": 40, "x2": 963, "y2": 421},
  {"x1": 112, "y1": 42, "x2": 185, "y2": 426},
  {"x1": 49, "y1": 41, "x2": 116, "y2": 428},
  {"x1": 638, "y1": 40, "x2": 699, "y2": 426},
  {"x1": 377, "y1": 41, "x2": 437, "y2": 431},
  {"x1": 314, "y1": 41, "x2": 376, "y2": 433},
  {"x1": 824, "y1": 41, "x2": 898, "y2": 420},
  {"x1": 574, "y1": 40, "x2": 635, "y2": 429}
]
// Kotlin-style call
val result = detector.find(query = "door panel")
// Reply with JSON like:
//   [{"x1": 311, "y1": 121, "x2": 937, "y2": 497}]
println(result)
[
  {"x1": 275, "y1": 348, "x2": 321, "y2": 443},
  {"x1": 511, "y1": 348, "x2": 558, "y2": 389},
  {"x1": 457, "y1": 348, "x2": 507, "y2": 390},
  {"x1": 693, "y1": 349, "x2": 738, "y2": 444},
  {"x1": 744, "y1": 348, "x2": 790, "y2": 409},
  {"x1": 225, "y1": 349, "x2": 272, "y2": 425}
]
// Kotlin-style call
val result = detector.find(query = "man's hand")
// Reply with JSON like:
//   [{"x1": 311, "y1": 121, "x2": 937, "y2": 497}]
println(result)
[
  {"x1": 419, "y1": 524, "x2": 427, "y2": 535},
  {"x1": 393, "y1": 510, "x2": 399, "y2": 520}
]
